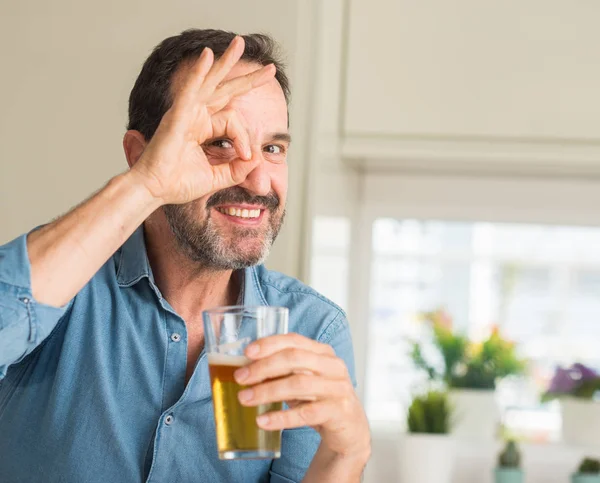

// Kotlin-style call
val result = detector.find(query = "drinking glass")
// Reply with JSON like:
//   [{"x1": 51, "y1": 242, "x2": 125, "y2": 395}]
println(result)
[{"x1": 203, "y1": 305, "x2": 289, "y2": 460}]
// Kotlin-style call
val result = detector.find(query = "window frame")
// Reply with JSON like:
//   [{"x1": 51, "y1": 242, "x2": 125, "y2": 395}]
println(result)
[{"x1": 346, "y1": 172, "x2": 600, "y2": 429}]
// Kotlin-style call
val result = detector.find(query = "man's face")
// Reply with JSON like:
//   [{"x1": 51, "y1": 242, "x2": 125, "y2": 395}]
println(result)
[{"x1": 163, "y1": 61, "x2": 289, "y2": 270}]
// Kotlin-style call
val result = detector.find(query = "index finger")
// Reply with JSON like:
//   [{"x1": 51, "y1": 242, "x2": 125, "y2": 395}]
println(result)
[
  {"x1": 173, "y1": 47, "x2": 215, "y2": 108},
  {"x1": 207, "y1": 63, "x2": 276, "y2": 114},
  {"x1": 245, "y1": 333, "x2": 335, "y2": 359},
  {"x1": 201, "y1": 35, "x2": 246, "y2": 93}
]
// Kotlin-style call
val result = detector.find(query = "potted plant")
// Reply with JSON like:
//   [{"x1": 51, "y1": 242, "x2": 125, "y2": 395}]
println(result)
[
  {"x1": 543, "y1": 363, "x2": 600, "y2": 447},
  {"x1": 572, "y1": 458, "x2": 600, "y2": 483},
  {"x1": 411, "y1": 309, "x2": 526, "y2": 441},
  {"x1": 494, "y1": 440, "x2": 523, "y2": 483},
  {"x1": 399, "y1": 390, "x2": 455, "y2": 483}
]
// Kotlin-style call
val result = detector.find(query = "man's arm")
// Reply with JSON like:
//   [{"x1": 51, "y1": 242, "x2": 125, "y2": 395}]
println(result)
[
  {"x1": 0, "y1": 172, "x2": 158, "y2": 376},
  {"x1": 27, "y1": 172, "x2": 161, "y2": 307},
  {"x1": 302, "y1": 442, "x2": 370, "y2": 483}
]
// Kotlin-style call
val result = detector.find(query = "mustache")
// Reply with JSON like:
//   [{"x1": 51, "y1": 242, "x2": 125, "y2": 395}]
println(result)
[{"x1": 206, "y1": 186, "x2": 280, "y2": 211}]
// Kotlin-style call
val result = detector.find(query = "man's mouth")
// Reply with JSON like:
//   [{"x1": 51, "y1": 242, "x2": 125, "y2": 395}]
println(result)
[
  {"x1": 214, "y1": 205, "x2": 267, "y2": 225},
  {"x1": 216, "y1": 206, "x2": 262, "y2": 219}
]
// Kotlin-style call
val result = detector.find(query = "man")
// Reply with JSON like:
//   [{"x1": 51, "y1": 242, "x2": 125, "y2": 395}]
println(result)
[{"x1": 0, "y1": 29, "x2": 370, "y2": 482}]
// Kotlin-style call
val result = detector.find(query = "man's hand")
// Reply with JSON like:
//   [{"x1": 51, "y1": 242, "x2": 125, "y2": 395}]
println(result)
[
  {"x1": 234, "y1": 333, "x2": 371, "y2": 467},
  {"x1": 130, "y1": 36, "x2": 276, "y2": 205}
]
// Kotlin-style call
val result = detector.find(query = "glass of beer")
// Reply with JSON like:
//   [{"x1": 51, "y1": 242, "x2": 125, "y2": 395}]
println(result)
[{"x1": 203, "y1": 305, "x2": 289, "y2": 460}]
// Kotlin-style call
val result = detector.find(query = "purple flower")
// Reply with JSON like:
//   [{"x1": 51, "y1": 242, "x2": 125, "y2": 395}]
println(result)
[
  {"x1": 572, "y1": 363, "x2": 598, "y2": 382},
  {"x1": 547, "y1": 363, "x2": 599, "y2": 396},
  {"x1": 548, "y1": 367, "x2": 578, "y2": 395}
]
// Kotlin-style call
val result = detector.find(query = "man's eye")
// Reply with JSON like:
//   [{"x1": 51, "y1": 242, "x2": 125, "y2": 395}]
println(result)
[
  {"x1": 211, "y1": 139, "x2": 234, "y2": 149},
  {"x1": 264, "y1": 144, "x2": 283, "y2": 154}
]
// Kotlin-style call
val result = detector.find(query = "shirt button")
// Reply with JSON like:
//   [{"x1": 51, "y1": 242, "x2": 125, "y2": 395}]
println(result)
[
  {"x1": 165, "y1": 415, "x2": 174, "y2": 425},
  {"x1": 22, "y1": 297, "x2": 29, "y2": 304},
  {"x1": 171, "y1": 333, "x2": 181, "y2": 342}
]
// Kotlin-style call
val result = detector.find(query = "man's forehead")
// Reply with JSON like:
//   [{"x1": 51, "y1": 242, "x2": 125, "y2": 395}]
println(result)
[{"x1": 223, "y1": 62, "x2": 288, "y2": 129}]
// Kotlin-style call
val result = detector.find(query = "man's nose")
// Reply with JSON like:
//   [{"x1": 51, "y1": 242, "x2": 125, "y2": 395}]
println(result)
[{"x1": 237, "y1": 151, "x2": 271, "y2": 196}]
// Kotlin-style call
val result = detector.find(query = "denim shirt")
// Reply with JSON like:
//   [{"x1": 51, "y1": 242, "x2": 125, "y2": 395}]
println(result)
[{"x1": 0, "y1": 227, "x2": 356, "y2": 483}]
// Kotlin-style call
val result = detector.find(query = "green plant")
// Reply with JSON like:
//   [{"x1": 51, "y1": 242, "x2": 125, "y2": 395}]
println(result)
[
  {"x1": 578, "y1": 458, "x2": 600, "y2": 474},
  {"x1": 498, "y1": 440, "x2": 521, "y2": 468},
  {"x1": 407, "y1": 390, "x2": 451, "y2": 434},
  {"x1": 411, "y1": 309, "x2": 527, "y2": 390}
]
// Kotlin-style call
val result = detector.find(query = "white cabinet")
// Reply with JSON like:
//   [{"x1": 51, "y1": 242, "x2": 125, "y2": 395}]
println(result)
[{"x1": 342, "y1": 0, "x2": 600, "y2": 174}]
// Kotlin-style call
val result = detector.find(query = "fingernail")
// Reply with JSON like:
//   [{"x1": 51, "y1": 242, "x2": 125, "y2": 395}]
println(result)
[
  {"x1": 246, "y1": 344, "x2": 260, "y2": 357},
  {"x1": 238, "y1": 389, "x2": 253, "y2": 403},
  {"x1": 256, "y1": 415, "x2": 269, "y2": 426},
  {"x1": 245, "y1": 148, "x2": 252, "y2": 160},
  {"x1": 234, "y1": 367, "x2": 249, "y2": 383}
]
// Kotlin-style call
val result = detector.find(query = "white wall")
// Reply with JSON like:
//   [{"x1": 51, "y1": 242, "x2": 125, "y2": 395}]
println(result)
[
  {"x1": 341, "y1": 0, "x2": 600, "y2": 178},
  {"x1": 345, "y1": 0, "x2": 600, "y2": 139},
  {"x1": 0, "y1": 0, "x2": 312, "y2": 279}
]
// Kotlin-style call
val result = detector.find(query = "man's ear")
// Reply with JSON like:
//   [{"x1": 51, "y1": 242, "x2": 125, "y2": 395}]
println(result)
[{"x1": 123, "y1": 130, "x2": 147, "y2": 168}]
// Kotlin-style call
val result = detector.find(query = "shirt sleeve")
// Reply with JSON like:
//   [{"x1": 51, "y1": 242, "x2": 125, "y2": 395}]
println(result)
[
  {"x1": 0, "y1": 234, "x2": 71, "y2": 379},
  {"x1": 268, "y1": 310, "x2": 357, "y2": 482}
]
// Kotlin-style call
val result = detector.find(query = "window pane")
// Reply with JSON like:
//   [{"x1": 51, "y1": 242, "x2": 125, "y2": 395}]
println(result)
[{"x1": 366, "y1": 219, "x2": 600, "y2": 439}]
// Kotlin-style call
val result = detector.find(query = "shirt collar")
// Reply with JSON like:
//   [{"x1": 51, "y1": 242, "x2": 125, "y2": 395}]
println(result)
[
  {"x1": 116, "y1": 226, "x2": 268, "y2": 307},
  {"x1": 242, "y1": 264, "x2": 268, "y2": 307},
  {"x1": 116, "y1": 226, "x2": 153, "y2": 287}
]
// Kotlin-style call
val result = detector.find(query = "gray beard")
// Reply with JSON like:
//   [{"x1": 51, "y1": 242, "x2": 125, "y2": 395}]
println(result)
[{"x1": 163, "y1": 203, "x2": 285, "y2": 270}]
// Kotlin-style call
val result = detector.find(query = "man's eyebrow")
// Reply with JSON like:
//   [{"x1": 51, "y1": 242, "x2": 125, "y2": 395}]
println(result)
[{"x1": 269, "y1": 132, "x2": 292, "y2": 144}]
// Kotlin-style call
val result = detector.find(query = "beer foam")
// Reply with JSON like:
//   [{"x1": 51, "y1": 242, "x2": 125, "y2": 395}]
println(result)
[{"x1": 207, "y1": 353, "x2": 250, "y2": 367}]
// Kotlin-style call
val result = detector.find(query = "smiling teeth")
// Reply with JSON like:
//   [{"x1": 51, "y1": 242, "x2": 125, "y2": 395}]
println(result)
[{"x1": 218, "y1": 207, "x2": 261, "y2": 219}]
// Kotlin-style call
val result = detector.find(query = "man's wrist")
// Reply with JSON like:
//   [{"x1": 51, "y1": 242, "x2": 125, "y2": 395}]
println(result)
[
  {"x1": 303, "y1": 442, "x2": 371, "y2": 483},
  {"x1": 330, "y1": 444, "x2": 371, "y2": 468},
  {"x1": 119, "y1": 169, "x2": 165, "y2": 211}
]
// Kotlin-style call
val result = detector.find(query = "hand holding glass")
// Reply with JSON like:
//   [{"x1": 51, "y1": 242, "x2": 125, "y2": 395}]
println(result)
[{"x1": 203, "y1": 306, "x2": 289, "y2": 460}]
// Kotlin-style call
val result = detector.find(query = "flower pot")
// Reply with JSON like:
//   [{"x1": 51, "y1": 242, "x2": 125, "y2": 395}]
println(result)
[
  {"x1": 398, "y1": 433, "x2": 455, "y2": 483},
  {"x1": 495, "y1": 468, "x2": 523, "y2": 483},
  {"x1": 571, "y1": 474, "x2": 600, "y2": 483},
  {"x1": 562, "y1": 398, "x2": 600, "y2": 447},
  {"x1": 449, "y1": 389, "x2": 499, "y2": 441}
]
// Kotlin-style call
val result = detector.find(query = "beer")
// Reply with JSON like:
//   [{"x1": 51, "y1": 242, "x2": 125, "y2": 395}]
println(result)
[
  {"x1": 203, "y1": 305, "x2": 288, "y2": 460},
  {"x1": 208, "y1": 353, "x2": 282, "y2": 459}
]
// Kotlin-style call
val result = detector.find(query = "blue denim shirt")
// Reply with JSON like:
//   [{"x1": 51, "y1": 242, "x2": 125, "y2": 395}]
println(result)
[{"x1": 0, "y1": 227, "x2": 356, "y2": 483}]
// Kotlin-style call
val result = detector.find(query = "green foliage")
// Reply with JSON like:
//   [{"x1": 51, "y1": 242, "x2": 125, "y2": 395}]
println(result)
[
  {"x1": 411, "y1": 310, "x2": 527, "y2": 390},
  {"x1": 578, "y1": 458, "x2": 600, "y2": 474},
  {"x1": 452, "y1": 329, "x2": 527, "y2": 389},
  {"x1": 410, "y1": 344, "x2": 439, "y2": 382},
  {"x1": 498, "y1": 440, "x2": 521, "y2": 468},
  {"x1": 407, "y1": 390, "x2": 451, "y2": 434},
  {"x1": 434, "y1": 323, "x2": 469, "y2": 384},
  {"x1": 574, "y1": 379, "x2": 600, "y2": 399}
]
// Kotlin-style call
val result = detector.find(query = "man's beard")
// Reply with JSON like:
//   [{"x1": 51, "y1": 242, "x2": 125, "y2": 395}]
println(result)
[{"x1": 163, "y1": 186, "x2": 285, "y2": 270}]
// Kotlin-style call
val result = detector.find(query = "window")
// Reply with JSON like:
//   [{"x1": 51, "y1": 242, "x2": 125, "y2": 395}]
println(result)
[{"x1": 366, "y1": 218, "x2": 600, "y2": 440}]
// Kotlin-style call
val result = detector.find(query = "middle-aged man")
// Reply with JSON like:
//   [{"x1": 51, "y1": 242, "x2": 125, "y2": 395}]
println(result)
[{"x1": 0, "y1": 29, "x2": 370, "y2": 482}]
